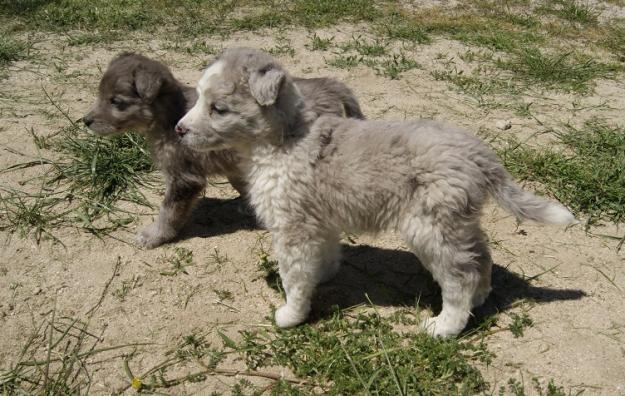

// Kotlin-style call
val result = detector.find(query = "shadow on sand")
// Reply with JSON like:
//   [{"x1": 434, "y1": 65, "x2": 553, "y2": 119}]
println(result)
[
  {"x1": 311, "y1": 244, "x2": 586, "y2": 330},
  {"x1": 172, "y1": 196, "x2": 258, "y2": 243}
]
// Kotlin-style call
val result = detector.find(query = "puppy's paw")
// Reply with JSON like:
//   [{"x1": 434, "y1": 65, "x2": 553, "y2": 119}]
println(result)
[
  {"x1": 136, "y1": 224, "x2": 175, "y2": 249},
  {"x1": 275, "y1": 305, "x2": 308, "y2": 328},
  {"x1": 420, "y1": 316, "x2": 462, "y2": 338}
]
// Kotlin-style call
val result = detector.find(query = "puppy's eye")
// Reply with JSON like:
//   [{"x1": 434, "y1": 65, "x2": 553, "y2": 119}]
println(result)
[
  {"x1": 211, "y1": 103, "x2": 228, "y2": 115},
  {"x1": 110, "y1": 97, "x2": 125, "y2": 107}
]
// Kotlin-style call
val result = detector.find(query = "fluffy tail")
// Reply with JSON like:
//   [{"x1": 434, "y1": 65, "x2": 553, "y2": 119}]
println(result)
[{"x1": 490, "y1": 176, "x2": 577, "y2": 225}]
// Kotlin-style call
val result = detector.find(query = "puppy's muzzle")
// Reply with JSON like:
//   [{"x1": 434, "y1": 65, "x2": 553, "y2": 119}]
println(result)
[{"x1": 82, "y1": 116, "x2": 94, "y2": 127}]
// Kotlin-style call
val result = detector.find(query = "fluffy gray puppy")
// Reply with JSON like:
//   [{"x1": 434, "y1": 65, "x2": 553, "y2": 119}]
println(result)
[
  {"x1": 83, "y1": 52, "x2": 364, "y2": 248},
  {"x1": 176, "y1": 48, "x2": 576, "y2": 337}
]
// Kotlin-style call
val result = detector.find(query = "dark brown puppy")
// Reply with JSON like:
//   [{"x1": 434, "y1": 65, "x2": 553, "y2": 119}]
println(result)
[{"x1": 83, "y1": 52, "x2": 364, "y2": 248}]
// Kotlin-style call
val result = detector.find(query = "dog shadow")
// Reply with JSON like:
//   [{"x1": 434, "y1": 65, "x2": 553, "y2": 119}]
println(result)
[
  {"x1": 173, "y1": 196, "x2": 258, "y2": 242},
  {"x1": 311, "y1": 244, "x2": 586, "y2": 329}
]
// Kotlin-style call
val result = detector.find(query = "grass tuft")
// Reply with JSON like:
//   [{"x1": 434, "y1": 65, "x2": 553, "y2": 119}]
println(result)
[
  {"x1": 0, "y1": 33, "x2": 28, "y2": 66},
  {"x1": 539, "y1": 0, "x2": 599, "y2": 25},
  {"x1": 377, "y1": 52, "x2": 419, "y2": 79},
  {"x1": 508, "y1": 312, "x2": 534, "y2": 337},
  {"x1": 307, "y1": 33, "x2": 334, "y2": 51},
  {"x1": 0, "y1": 187, "x2": 69, "y2": 244},
  {"x1": 159, "y1": 247, "x2": 195, "y2": 276},
  {"x1": 496, "y1": 48, "x2": 616, "y2": 92}
]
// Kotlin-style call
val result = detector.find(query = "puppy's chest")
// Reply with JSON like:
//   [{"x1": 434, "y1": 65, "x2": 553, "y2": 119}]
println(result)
[{"x1": 247, "y1": 159, "x2": 303, "y2": 229}]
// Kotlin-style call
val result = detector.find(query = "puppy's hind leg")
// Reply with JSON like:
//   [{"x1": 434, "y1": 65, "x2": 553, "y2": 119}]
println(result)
[
  {"x1": 272, "y1": 233, "x2": 328, "y2": 328},
  {"x1": 402, "y1": 219, "x2": 490, "y2": 337},
  {"x1": 137, "y1": 179, "x2": 205, "y2": 249}
]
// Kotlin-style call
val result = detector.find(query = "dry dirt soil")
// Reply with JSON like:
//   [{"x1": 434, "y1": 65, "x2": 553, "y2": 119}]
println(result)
[{"x1": 1, "y1": 22, "x2": 625, "y2": 395}]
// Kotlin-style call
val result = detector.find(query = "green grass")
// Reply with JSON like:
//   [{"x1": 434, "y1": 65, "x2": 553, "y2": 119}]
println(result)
[
  {"x1": 232, "y1": 0, "x2": 382, "y2": 30},
  {"x1": 377, "y1": 52, "x2": 420, "y2": 79},
  {"x1": 600, "y1": 21, "x2": 625, "y2": 57},
  {"x1": 382, "y1": 13, "x2": 432, "y2": 44},
  {"x1": 159, "y1": 247, "x2": 195, "y2": 276},
  {"x1": 327, "y1": 54, "x2": 363, "y2": 69},
  {"x1": 232, "y1": 308, "x2": 491, "y2": 395},
  {"x1": 65, "y1": 31, "x2": 120, "y2": 46},
  {"x1": 504, "y1": 377, "x2": 574, "y2": 396},
  {"x1": 307, "y1": 33, "x2": 334, "y2": 51},
  {"x1": 340, "y1": 36, "x2": 388, "y2": 57},
  {"x1": 388, "y1": 7, "x2": 543, "y2": 53},
  {"x1": 508, "y1": 312, "x2": 534, "y2": 338},
  {"x1": 1, "y1": 0, "x2": 382, "y2": 38},
  {"x1": 0, "y1": 187, "x2": 70, "y2": 244},
  {"x1": 498, "y1": 119, "x2": 625, "y2": 225},
  {"x1": 496, "y1": 48, "x2": 616, "y2": 92},
  {"x1": 0, "y1": 33, "x2": 28, "y2": 66},
  {"x1": 2, "y1": 119, "x2": 155, "y2": 241},
  {"x1": 538, "y1": 0, "x2": 599, "y2": 25}
]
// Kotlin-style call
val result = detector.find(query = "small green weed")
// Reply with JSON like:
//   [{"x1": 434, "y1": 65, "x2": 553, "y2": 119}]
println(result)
[
  {"x1": 327, "y1": 54, "x2": 363, "y2": 69},
  {"x1": 307, "y1": 33, "x2": 334, "y2": 51},
  {"x1": 340, "y1": 36, "x2": 388, "y2": 57},
  {"x1": 508, "y1": 312, "x2": 534, "y2": 337},
  {"x1": 257, "y1": 251, "x2": 283, "y2": 294},
  {"x1": 266, "y1": 42, "x2": 296, "y2": 58},
  {"x1": 159, "y1": 247, "x2": 195, "y2": 276},
  {"x1": 377, "y1": 52, "x2": 419, "y2": 79},
  {"x1": 112, "y1": 275, "x2": 142, "y2": 302},
  {"x1": 502, "y1": 377, "x2": 573, "y2": 396},
  {"x1": 213, "y1": 288, "x2": 234, "y2": 302}
]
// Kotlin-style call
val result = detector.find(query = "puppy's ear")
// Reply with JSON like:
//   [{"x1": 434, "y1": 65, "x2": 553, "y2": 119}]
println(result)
[
  {"x1": 249, "y1": 65, "x2": 285, "y2": 106},
  {"x1": 134, "y1": 67, "x2": 162, "y2": 102}
]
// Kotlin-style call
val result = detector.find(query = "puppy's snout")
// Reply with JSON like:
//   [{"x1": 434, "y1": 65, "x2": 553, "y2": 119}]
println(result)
[
  {"x1": 82, "y1": 116, "x2": 94, "y2": 127},
  {"x1": 175, "y1": 123, "x2": 189, "y2": 137}
]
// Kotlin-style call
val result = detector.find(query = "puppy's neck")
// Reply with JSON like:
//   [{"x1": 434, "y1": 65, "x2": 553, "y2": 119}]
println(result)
[{"x1": 146, "y1": 83, "x2": 194, "y2": 143}]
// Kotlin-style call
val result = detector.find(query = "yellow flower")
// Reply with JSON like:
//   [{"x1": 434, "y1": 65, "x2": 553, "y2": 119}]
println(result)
[{"x1": 131, "y1": 377, "x2": 142, "y2": 390}]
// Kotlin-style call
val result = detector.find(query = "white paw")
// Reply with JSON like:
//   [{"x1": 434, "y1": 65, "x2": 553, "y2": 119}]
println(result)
[
  {"x1": 275, "y1": 304, "x2": 308, "y2": 328},
  {"x1": 136, "y1": 223, "x2": 173, "y2": 249},
  {"x1": 420, "y1": 316, "x2": 463, "y2": 338}
]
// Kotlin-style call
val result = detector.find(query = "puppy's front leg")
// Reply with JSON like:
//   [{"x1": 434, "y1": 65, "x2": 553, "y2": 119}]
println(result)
[
  {"x1": 273, "y1": 236, "x2": 327, "y2": 328},
  {"x1": 137, "y1": 179, "x2": 204, "y2": 249}
]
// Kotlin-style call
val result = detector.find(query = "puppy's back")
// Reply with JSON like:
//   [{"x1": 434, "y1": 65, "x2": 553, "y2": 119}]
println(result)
[{"x1": 294, "y1": 77, "x2": 365, "y2": 120}]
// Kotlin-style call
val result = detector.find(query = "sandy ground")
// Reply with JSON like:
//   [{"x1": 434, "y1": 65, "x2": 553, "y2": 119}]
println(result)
[{"x1": 1, "y1": 24, "x2": 625, "y2": 395}]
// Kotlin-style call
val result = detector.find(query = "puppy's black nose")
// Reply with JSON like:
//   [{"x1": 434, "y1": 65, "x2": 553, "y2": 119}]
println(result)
[
  {"x1": 82, "y1": 116, "x2": 94, "y2": 127},
  {"x1": 175, "y1": 123, "x2": 188, "y2": 137}
]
